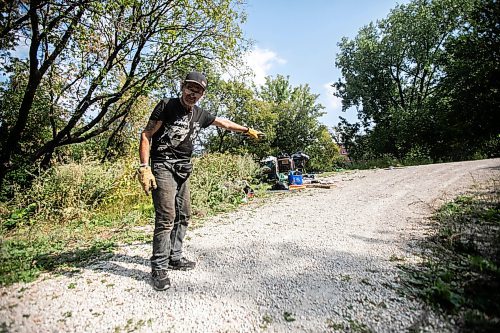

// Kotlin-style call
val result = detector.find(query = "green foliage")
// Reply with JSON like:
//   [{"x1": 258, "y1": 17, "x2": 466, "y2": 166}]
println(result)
[
  {"x1": 202, "y1": 74, "x2": 338, "y2": 167},
  {"x1": 399, "y1": 183, "x2": 500, "y2": 332},
  {"x1": 347, "y1": 154, "x2": 401, "y2": 170},
  {"x1": 10, "y1": 160, "x2": 123, "y2": 224},
  {"x1": 433, "y1": 0, "x2": 500, "y2": 160},
  {"x1": 333, "y1": 0, "x2": 499, "y2": 163},
  {"x1": 259, "y1": 75, "x2": 326, "y2": 155},
  {"x1": 0, "y1": 152, "x2": 261, "y2": 286},
  {"x1": 201, "y1": 77, "x2": 277, "y2": 157},
  {"x1": 0, "y1": 238, "x2": 115, "y2": 286},
  {"x1": 402, "y1": 145, "x2": 433, "y2": 166},
  {"x1": 0, "y1": 0, "x2": 248, "y2": 186},
  {"x1": 283, "y1": 311, "x2": 295, "y2": 322},
  {"x1": 307, "y1": 125, "x2": 342, "y2": 172},
  {"x1": 190, "y1": 153, "x2": 259, "y2": 218}
]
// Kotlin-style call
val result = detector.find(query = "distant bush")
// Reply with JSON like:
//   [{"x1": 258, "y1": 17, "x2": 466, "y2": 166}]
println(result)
[
  {"x1": 347, "y1": 154, "x2": 401, "y2": 169},
  {"x1": 402, "y1": 146, "x2": 433, "y2": 166}
]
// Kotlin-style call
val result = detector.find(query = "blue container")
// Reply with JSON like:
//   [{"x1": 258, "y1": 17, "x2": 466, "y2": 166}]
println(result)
[{"x1": 288, "y1": 172, "x2": 303, "y2": 185}]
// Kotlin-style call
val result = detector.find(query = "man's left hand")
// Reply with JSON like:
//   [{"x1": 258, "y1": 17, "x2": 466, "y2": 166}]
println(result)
[{"x1": 246, "y1": 128, "x2": 265, "y2": 140}]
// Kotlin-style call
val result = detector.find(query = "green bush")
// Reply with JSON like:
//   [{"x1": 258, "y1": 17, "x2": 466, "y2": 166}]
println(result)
[
  {"x1": 348, "y1": 154, "x2": 401, "y2": 169},
  {"x1": 190, "y1": 153, "x2": 259, "y2": 218},
  {"x1": 402, "y1": 146, "x2": 433, "y2": 166},
  {"x1": 0, "y1": 153, "x2": 260, "y2": 286},
  {"x1": 9, "y1": 160, "x2": 123, "y2": 225}
]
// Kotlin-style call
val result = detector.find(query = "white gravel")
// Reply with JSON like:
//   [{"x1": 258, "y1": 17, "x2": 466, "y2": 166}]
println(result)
[{"x1": 1, "y1": 158, "x2": 499, "y2": 333}]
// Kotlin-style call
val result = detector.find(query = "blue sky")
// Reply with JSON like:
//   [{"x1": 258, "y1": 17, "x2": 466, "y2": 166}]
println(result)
[{"x1": 240, "y1": 0, "x2": 409, "y2": 127}]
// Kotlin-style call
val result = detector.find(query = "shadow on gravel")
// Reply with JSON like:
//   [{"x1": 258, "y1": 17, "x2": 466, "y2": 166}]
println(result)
[
  {"x1": 141, "y1": 240, "x2": 439, "y2": 333},
  {"x1": 89, "y1": 252, "x2": 151, "y2": 283}
]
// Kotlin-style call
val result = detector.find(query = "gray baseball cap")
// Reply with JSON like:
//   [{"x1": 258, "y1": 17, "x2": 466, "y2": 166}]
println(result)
[{"x1": 184, "y1": 71, "x2": 207, "y2": 90}]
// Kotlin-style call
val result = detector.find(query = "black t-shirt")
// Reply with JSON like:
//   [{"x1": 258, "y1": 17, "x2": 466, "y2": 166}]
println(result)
[{"x1": 149, "y1": 98, "x2": 215, "y2": 161}]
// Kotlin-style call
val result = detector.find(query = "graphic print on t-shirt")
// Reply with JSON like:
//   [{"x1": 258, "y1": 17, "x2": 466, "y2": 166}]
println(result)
[
  {"x1": 158, "y1": 113, "x2": 191, "y2": 149},
  {"x1": 149, "y1": 98, "x2": 216, "y2": 161}
]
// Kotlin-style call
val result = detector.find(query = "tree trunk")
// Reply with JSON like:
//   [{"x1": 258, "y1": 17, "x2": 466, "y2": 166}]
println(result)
[{"x1": 0, "y1": 0, "x2": 42, "y2": 185}]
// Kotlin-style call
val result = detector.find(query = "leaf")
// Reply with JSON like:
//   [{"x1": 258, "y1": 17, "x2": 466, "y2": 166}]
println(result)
[{"x1": 283, "y1": 311, "x2": 295, "y2": 322}]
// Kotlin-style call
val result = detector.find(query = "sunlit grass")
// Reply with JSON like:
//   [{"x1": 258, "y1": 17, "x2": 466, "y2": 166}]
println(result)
[{"x1": 0, "y1": 153, "x2": 260, "y2": 286}]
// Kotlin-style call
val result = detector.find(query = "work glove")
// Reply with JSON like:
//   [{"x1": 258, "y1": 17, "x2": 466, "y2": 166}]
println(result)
[
  {"x1": 246, "y1": 128, "x2": 265, "y2": 140},
  {"x1": 137, "y1": 166, "x2": 157, "y2": 195}
]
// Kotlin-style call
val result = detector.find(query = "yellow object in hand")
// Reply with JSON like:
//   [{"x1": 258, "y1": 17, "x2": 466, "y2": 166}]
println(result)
[{"x1": 246, "y1": 128, "x2": 265, "y2": 140}]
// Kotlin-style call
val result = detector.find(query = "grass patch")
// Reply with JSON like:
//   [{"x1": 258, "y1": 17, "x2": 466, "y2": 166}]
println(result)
[
  {"x1": 399, "y1": 181, "x2": 500, "y2": 332},
  {"x1": 0, "y1": 153, "x2": 260, "y2": 286},
  {"x1": 348, "y1": 319, "x2": 373, "y2": 333}
]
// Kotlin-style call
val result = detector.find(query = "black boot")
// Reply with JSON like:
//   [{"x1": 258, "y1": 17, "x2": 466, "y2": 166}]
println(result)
[
  {"x1": 151, "y1": 269, "x2": 170, "y2": 291},
  {"x1": 168, "y1": 258, "x2": 196, "y2": 271}
]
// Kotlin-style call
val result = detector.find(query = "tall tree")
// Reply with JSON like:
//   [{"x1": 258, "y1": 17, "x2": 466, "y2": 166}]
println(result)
[
  {"x1": 0, "y1": 0, "x2": 247, "y2": 186},
  {"x1": 333, "y1": 0, "x2": 477, "y2": 160},
  {"x1": 201, "y1": 77, "x2": 277, "y2": 157},
  {"x1": 433, "y1": 0, "x2": 500, "y2": 159},
  {"x1": 259, "y1": 75, "x2": 325, "y2": 155}
]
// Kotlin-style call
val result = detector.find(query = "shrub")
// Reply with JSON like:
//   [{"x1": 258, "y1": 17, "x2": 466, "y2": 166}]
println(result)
[
  {"x1": 190, "y1": 153, "x2": 259, "y2": 218},
  {"x1": 9, "y1": 160, "x2": 123, "y2": 225},
  {"x1": 0, "y1": 153, "x2": 260, "y2": 285},
  {"x1": 402, "y1": 146, "x2": 433, "y2": 166}
]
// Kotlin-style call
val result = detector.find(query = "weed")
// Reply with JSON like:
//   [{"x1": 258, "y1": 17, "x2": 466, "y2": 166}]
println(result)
[
  {"x1": 348, "y1": 319, "x2": 373, "y2": 333},
  {"x1": 326, "y1": 318, "x2": 344, "y2": 330},
  {"x1": 0, "y1": 322, "x2": 10, "y2": 333},
  {"x1": 399, "y1": 182, "x2": 500, "y2": 331},
  {"x1": 389, "y1": 255, "x2": 405, "y2": 262},
  {"x1": 67, "y1": 283, "x2": 76, "y2": 289},
  {"x1": 340, "y1": 274, "x2": 351, "y2": 282},
  {"x1": 114, "y1": 318, "x2": 147, "y2": 332},
  {"x1": 0, "y1": 238, "x2": 115, "y2": 286},
  {"x1": 1, "y1": 153, "x2": 259, "y2": 286},
  {"x1": 377, "y1": 301, "x2": 387, "y2": 309},
  {"x1": 260, "y1": 314, "x2": 273, "y2": 329},
  {"x1": 283, "y1": 311, "x2": 295, "y2": 322},
  {"x1": 360, "y1": 278, "x2": 372, "y2": 286}
]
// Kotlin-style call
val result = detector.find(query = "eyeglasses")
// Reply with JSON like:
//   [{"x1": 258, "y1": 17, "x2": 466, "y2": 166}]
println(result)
[{"x1": 184, "y1": 85, "x2": 204, "y2": 96}]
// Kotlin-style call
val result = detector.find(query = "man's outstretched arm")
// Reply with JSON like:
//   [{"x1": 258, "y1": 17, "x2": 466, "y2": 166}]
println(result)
[{"x1": 211, "y1": 117, "x2": 265, "y2": 139}]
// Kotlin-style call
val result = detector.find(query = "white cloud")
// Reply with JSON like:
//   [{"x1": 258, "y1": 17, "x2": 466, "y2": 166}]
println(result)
[
  {"x1": 322, "y1": 81, "x2": 342, "y2": 111},
  {"x1": 220, "y1": 47, "x2": 285, "y2": 87},
  {"x1": 244, "y1": 46, "x2": 286, "y2": 86}
]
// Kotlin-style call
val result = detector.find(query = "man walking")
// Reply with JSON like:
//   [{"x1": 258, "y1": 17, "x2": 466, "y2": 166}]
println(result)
[{"x1": 138, "y1": 72, "x2": 263, "y2": 291}]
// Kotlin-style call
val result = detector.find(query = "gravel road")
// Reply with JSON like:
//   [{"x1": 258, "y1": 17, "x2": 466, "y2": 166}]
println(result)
[{"x1": 1, "y1": 158, "x2": 499, "y2": 333}]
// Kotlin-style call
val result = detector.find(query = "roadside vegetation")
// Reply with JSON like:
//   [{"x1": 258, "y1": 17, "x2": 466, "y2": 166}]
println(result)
[
  {"x1": 1, "y1": 0, "x2": 498, "y2": 298},
  {"x1": 400, "y1": 181, "x2": 500, "y2": 332},
  {"x1": 0, "y1": 153, "x2": 260, "y2": 286}
]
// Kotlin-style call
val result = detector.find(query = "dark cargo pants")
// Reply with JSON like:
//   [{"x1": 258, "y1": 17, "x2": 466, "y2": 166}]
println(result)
[{"x1": 151, "y1": 162, "x2": 191, "y2": 271}]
